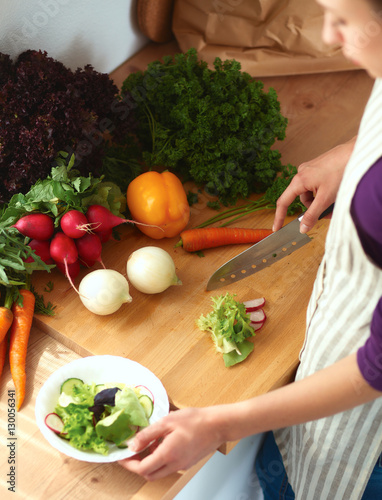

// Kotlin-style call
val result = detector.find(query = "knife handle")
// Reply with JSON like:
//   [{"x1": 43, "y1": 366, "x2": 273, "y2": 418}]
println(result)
[
  {"x1": 298, "y1": 203, "x2": 334, "y2": 223},
  {"x1": 318, "y1": 203, "x2": 335, "y2": 220}
]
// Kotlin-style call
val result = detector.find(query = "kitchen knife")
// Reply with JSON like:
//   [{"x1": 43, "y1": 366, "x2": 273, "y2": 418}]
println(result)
[{"x1": 206, "y1": 204, "x2": 333, "y2": 291}]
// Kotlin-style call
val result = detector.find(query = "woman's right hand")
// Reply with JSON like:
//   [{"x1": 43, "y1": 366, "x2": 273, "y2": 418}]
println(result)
[
  {"x1": 273, "y1": 137, "x2": 357, "y2": 233},
  {"x1": 118, "y1": 406, "x2": 226, "y2": 481}
]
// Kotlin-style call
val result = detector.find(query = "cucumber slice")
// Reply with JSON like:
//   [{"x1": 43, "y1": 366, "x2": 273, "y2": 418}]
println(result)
[
  {"x1": 139, "y1": 395, "x2": 154, "y2": 418},
  {"x1": 60, "y1": 377, "x2": 84, "y2": 396}
]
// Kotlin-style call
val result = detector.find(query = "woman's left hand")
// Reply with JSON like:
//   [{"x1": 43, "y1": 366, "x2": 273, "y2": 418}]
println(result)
[{"x1": 118, "y1": 407, "x2": 225, "y2": 481}]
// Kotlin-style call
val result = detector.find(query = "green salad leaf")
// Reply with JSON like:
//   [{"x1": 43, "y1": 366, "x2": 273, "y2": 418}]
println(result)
[
  {"x1": 56, "y1": 404, "x2": 109, "y2": 455},
  {"x1": 223, "y1": 340, "x2": 256, "y2": 368},
  {"x1": 55, "y1": 382, "x2": 110, "y2": 455},
  {"x1": 0, "y1": 152, "x2": 125, "y2": 230},
  {"x1": 96, "y1": 387, "x2": 149, "y2": 446},
  {"x1": 197, "y1": 293, "x2": 255, "y2": 367}
]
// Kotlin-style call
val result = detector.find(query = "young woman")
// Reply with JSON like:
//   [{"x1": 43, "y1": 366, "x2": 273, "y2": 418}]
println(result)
[{"x1": 119, "y1": 2, "x2": 382, "y2": 498}]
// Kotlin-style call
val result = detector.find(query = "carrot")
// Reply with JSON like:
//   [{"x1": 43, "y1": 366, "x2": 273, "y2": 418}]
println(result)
[
  {"x1": 0, "y1": 335, "x2": 8, "y2": 381},
  {"x1": 0, "y1": 306, "x2": 13, "y2": 344},
  {"x1": 0, "y1": 289, "x2": 14, "y2": 380},
  {"x1": 9, "y1": 289, "x2": 36, "y2": 411},
  {"x1": 177, "y1": 227, "x2": 273, "y2": 252}
]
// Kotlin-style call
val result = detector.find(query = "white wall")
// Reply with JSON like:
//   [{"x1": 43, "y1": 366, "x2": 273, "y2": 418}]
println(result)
[{"x1": 0, "y1": 0, "x2": 148, "y2": 73}]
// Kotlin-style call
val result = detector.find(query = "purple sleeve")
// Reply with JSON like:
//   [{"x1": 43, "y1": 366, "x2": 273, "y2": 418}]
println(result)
[
  {"x1": 351, "y1": 158, "x2": 382, "y2": 390},
  {"x1": 357, "y1": 298, "x2": 382, "y2": 391}
]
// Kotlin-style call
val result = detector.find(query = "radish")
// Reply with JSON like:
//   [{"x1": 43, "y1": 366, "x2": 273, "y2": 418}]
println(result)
[
  {"x1": 50, "y1": 232, "x2": 78, "y2": 265},
  {"x1": 85, "y1": 205, "x2": 157, "y2": 234},
  {"x1": 96, "y1": 228, "x2": 113, "y2": 243},
  {"x1": 85, "y1": 204, "x2": 131, "y2": 233},
  {"x1": 56, "y1": 260, "x2": 81, "y2": 280},
  {"x1": 75, "y1": 233, "x2": 104, "y2": 266},
  {"x1": 60, "y1": 210, "x2": 89, "y2": 239},
  {"x1": 135, "y1": 385, "x2": 155, "y2": 403},
  {"x1": 243, "y1": 297, "x2": 266, "y2": 312},
  {"x1": 250, "y1": 321, "x2": 265, "y2": 331},
  {"x1": 13, "y1": 213, "x2": 54, "y2": 240},
  {"x1": 249, "y1": 309, "x2": 266, "y2": 323},
  {"x1": 45, "y1": 413, "x2": 66, "y2": 434},
  {"x1": 25, "y1": 239, "x2": 53, "y2": 264},
  {"x1": 79, "y1": 256, "x2": 96, "y2": 268},
  {"x1": 244, "y1": 298, "x2": 267, "y2": 332}
]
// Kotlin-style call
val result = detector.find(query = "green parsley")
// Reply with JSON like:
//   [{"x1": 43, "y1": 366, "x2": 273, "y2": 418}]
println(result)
[
  {"x1": 196, "y1": 165, "x2": 305, "y2": 228},
  {"x1": 121, "y1": 48, "x2": 289, "y2": 206}
]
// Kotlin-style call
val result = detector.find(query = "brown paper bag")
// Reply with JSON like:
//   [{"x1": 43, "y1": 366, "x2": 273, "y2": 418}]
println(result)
[{"x1": 172, "y1": 0, "x2": 356, "y2": 76}]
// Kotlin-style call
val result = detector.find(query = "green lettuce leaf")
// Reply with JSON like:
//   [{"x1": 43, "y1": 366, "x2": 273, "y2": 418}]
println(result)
[
  {"x1": 197, "y1": 293, "x2": 256, "y2": 366},
  {"x1": 223, "y1": 340, "x2": 255, "y2": 367},
  {"x1": 56, "y1": 403, "x2": 109, "y2": 455}
]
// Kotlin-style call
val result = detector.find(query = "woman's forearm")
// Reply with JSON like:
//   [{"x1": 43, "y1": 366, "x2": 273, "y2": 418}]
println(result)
[
  {"x1": 214, "y1": 352, "x2": 381, "y2": 443},
  {"x1": 119, "y1": 353, "x2": 382, "y2": 480}
]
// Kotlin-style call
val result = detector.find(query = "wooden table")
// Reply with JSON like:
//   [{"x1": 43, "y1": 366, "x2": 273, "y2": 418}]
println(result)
[{"x1": 0, "y1": 41, "x2": 374, "y2": 499}]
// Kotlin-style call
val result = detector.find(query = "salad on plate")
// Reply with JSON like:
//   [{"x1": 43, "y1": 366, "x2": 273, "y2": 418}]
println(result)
[{"x1": 44, "y1": 377, "x2": 154, "y2": 456}]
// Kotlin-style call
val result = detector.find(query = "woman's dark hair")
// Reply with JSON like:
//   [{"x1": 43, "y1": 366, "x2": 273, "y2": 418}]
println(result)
[
  {"x1": 370, "y1": 0, "x2": 382, "y2": 9},
  {"x1": 368, "y1": 0, "x2": 382, "y2": 19}
]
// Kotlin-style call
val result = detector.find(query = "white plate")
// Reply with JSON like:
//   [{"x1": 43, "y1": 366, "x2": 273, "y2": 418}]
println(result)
[{"x1": 35, "y1": 355, "x2": 169, "y2": 463}]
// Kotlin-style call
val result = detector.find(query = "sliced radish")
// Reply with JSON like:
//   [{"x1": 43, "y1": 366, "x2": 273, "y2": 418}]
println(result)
[
  {"x1": 244, "y1": 297, "x2": 265, "y2": 312},
  {"x1": 249, "y1": 308, "x2": 266, "y2": 323},
  {"x1": 250, "y1": 321, "x2": 265, "y2": 331},
  {"x1": 135, "y1": 385, "x2": 155, "y2": 404},
  {"x1": 45, "y1": 413, "x2": 66, "y2": 434}
]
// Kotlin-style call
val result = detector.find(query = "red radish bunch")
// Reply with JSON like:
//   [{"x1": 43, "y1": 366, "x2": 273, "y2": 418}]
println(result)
[
  {"x1": 244, "y1": 297, "x2": 267, "y2": 331},
  {"x1": 14, "y1": 205, "x2": 131, "y2": 280}
]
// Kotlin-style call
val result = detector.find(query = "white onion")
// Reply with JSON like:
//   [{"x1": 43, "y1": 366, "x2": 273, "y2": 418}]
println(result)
[
  {"x1": 79, "y1": 269, "x2": 132, "y2": 315},
  {"x1": 126, "y1": 246, "x2": 182, "y2": 294}
]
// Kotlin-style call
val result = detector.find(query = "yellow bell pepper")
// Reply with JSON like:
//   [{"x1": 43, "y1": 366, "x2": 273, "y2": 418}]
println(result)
[{"x1": 127, "y1": 171, "x2": 190, "y2": 239}]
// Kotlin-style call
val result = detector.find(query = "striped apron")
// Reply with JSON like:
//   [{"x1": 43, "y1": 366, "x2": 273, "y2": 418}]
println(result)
[{"x1": 274, "y1": 78, "x2": 382, "y2": 500}]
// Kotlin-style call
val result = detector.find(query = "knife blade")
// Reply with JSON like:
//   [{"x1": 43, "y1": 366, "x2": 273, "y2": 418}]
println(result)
[{"x1": 206, "y1": 204, "x2": 333, "y2": 291}]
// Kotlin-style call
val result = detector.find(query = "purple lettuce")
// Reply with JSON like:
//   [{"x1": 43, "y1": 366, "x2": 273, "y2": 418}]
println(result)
[{"x1": 0, "y1": 50, "x2": 136, "y2": 203}]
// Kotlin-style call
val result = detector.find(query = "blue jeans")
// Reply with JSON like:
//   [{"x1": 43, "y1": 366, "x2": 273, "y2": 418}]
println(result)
[{"x1": 255, "y1": 432, "x2": 382, "y2": 499}]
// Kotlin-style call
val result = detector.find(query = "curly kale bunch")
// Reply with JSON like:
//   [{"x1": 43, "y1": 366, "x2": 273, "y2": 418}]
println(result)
[
  {"x1": 0, "y1": 50, "x2": 136, "y2": 203},
  {"x1": 121, "y1": 48, "x2": 289, "y2": 205}
]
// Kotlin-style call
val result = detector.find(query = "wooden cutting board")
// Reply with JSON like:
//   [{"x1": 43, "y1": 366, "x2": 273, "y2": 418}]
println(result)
[{"x1": 31, "y1": 197, "x2": 329, "y2": 411}]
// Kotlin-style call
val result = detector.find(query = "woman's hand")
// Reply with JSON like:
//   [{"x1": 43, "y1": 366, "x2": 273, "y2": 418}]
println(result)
[
  {"x1": 273, "y1": 137, "x2": 357, "y2": 233},
  {"x1": 118, "y1": 407, "x2": 225, "y2": 481}
]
